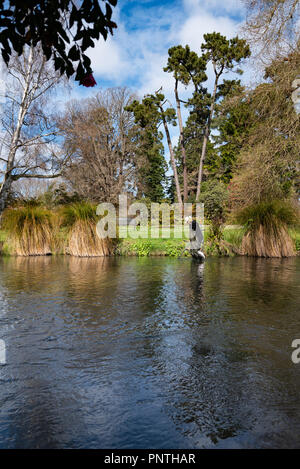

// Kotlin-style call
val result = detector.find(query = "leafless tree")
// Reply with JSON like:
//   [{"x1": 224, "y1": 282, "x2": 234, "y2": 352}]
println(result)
[
  {"x1": 59, "y1": 87, "x2": 139, "y2": 203},
  {"x1": 0, "y1": 45, "x2": 69, "y2": 213},
  {"x1": 242, "y1": 0, "x2": 300, "y2": 61}
]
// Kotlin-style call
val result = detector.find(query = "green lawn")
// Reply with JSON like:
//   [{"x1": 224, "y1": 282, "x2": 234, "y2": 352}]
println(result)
[{"x1": 118, "y1": 225, "x2": 191, "y2": 239}]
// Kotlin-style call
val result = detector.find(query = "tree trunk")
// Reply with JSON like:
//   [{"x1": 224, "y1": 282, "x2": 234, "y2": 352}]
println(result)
[
  {"x1": 0, "y1": 47, "x2": 35, "y2": 215},
  {"x1": 175, "y1": 79, "x2": 188, "y2": 202},
  {"x1": 0, "y1": 175, "x2": 13, "y2": 215},
  {"x1": 159, "y1": 105, "x2": 183, "y2": 207},
  {"x1": 196, "y1": 71, "x2": 219, "y2": 201}
]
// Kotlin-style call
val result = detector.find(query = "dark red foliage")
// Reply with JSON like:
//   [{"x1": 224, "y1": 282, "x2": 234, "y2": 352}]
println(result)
[{"x1": 80, "y1": 73, "x2": 97, "y2": 87}]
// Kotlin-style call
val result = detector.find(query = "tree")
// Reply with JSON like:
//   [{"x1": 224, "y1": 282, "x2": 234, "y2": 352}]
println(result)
[
  {"x1": 174, "y1": 106, "x2": 215, "y2": 200},
  {"x1": 242, "y1": 0, "x2": 300, "y2": 59},
  {"x1": 0, "y1": 0, "x2": 117, "y2": 84},
  {"x1": 133, "y1": 122, "x2": 167, "y2": 203},
  {"x1": 0, "y1": 46, "x2": 67, "y2": 214},
  {"x1": 167, "y1": 175, "x2": 175, "y2": 203},
  {"x1": 179, "y1": 83, "x2": 217, "y2": 199},
  {"x1": 230, "y1": 50, "x2": 300, "y2": 207},
  {"x1": 164, "y1": 45, "x2": 207, "y2": 201},
  {"x1": 60, "y1": 87, "x2": 138, "y2": 202},
  {"x1": 195, "y1": 33, "x2": 251, "y2": 200},
  {"x1": 213, "y1": 81, "x2": 255, "y2": 183},
  {"x1": 126, "y1": 91, "x2": 183, "y2": 207},
  {"x1": 227, "y1": 51, "x2": 300, "y2": 258},
  {"x1": 173, "y1": 79, "x2": 248, "y2": 199}
]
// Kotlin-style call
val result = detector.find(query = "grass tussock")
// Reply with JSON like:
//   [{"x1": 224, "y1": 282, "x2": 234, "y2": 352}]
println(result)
[
  {"x1": 223, "y1": 227, "x2": 244, "y2": 249},
  {"x1": 2, "y1": 204, "x2": 54, "y2": 256},
  {"x1": 62, "y1": 202, "x2": 112, "y2": 257},
  {"x1": 236, "y1": 200, "x2": 298, "y2": 258}
]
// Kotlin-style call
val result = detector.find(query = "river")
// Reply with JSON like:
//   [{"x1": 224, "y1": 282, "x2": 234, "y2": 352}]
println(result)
[{"x1": 0, "y1": 256, "x2": 299, "y2": 448}]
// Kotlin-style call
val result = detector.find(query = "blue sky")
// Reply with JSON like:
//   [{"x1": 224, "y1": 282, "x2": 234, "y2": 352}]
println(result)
[
  {"x1": 0, "y1": 0, "x2": 254, "y2": 189},
  {"x1": 62, "y1": 0, "x2": 253, "y2": 164},
  {"x1": 70, "y1": 0, "x2": 249, "y2": 102}
]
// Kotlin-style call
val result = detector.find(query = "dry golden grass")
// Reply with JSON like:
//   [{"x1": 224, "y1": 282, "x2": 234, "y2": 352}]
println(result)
[
  {"x1": 61, "y1": 202, "x2": 112, "y2": 257},
  {"x1": 241, "y1": 224, "x2": 296, "y2": 258},
  {"x1": 237, "y1": 200, "x2": 298, "y2": 258},
  {"x1": 2, "y1": 205, "x2": 54, "y2": 256},
  {"x1": 66, "y1": 219, "x2": 112, "y2": 257}
]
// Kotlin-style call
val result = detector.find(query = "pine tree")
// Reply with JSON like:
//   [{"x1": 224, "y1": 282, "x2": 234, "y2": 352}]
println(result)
[
  {"x1": 195, "y1": 33, "x2": 251, "y2": 199},
  {"x1": 164, "y1": 45, "x2": 207, "y2": 201}
]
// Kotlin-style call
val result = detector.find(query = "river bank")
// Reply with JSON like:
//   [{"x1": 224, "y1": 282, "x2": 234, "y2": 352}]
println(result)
[{"x1": 0, "y1": 226, "x2": 299, "y2": 257}]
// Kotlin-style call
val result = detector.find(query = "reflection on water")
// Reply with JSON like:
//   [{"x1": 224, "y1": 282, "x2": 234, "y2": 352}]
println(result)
[{"x1": 0, "y1": 256, "x2": 299, "y2": 448}]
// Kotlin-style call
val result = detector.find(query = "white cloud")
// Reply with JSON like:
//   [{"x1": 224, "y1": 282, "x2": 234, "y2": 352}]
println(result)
[
  {"x1": 53, "y1": 0, "x2": 252, "y2": 176},
  {"x1": 138, "y1": 52, "x2": 173, "y2": 97},
  {"x1": 136, "y1": 3, "x2": 243, "y2": 98},
  {"x1": 87, "y1": 39, "x2": 129, "y2": 82},
  {"x1": 66, "y1": 0, "x2": 247, "y2": 101},
  {"x1": 64, "y1": 0, "x2": 252, "y2": 133},
  {"x1": 179, "y1": 13, "x2": 239, "y2": 51}
]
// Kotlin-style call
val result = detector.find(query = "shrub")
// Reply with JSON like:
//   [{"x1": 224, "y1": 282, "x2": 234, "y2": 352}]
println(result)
[
  {"x1": 199, "y1": 181, "x2": 228, "y2": 224},
  {"x1": 164, "y1": 240, "x2": 186, "y2": 257},
  {"x1": 38, "y1": 183, "x2": 80, "y2": 209},
  {"x1": 199, "y1": 180, "x2": 228, "y2": 241},
  {"x1": 131, "y1": 240, "x2": 153, "y2": 257}
]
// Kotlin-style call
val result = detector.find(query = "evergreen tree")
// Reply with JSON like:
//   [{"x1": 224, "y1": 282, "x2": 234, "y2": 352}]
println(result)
[
  {"x1": 194, "y1": 32, "x2": 251, "y2": 199},
  {"x1": 176, "y1": 80, "x2": 244, "y2": 197},
  {"x1": 134, "y1": 125, "x2": 167, "y2": 202},
  {"x1": 174, "y1": 111, "x2": 215, "y2": 201},
  {"x1": 213, "y1": 81, "x2": 254, "y2": 183},
  {"x1": 126, "y1": 92, "x2": 183, "y2": 205},
  {"x1": 164, "y1": 45, "x2": 207, "y2": 201}
]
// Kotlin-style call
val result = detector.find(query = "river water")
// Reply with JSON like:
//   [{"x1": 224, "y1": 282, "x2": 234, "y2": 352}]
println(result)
[{"x1": 0, "y1": 255, "x2": 299, "y2": 448}]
